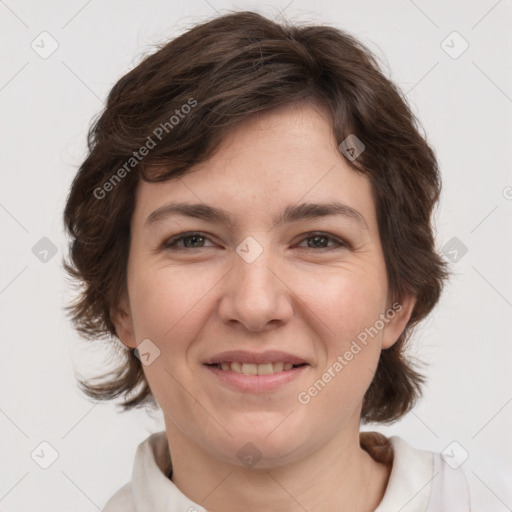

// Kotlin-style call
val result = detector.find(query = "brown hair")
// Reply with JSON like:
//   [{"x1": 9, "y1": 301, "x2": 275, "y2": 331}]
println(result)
[{"x1": 63, "y1": 11, "x2": 448, "y2": 423}]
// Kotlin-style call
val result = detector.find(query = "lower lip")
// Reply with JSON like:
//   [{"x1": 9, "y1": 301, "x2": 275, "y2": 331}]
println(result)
[{"x1": 204, "y1": 364, "x2": 309, "y2": 392}]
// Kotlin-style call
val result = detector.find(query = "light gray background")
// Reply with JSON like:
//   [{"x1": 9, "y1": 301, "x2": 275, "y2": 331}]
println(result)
[{"x1": 1, "y1": 0, "x2": 511, "y2": 510}]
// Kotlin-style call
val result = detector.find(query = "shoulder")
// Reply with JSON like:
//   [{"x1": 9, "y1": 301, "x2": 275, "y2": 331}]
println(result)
[
  {"x1": 103, "y1": 482, "x2": 135, "y2": 512},
  {"x1": 363, "y1": 433, "x2": 472, "y2": 512},
  {"x1": 101, "y1": 432, "x2": 166, "y2": 511},
  {"x1": 391, "y1": 436, "x2": 471, "y2": 511},
  {"x1": 102, "y1": 431, "x2": 205, "y2": 511}
]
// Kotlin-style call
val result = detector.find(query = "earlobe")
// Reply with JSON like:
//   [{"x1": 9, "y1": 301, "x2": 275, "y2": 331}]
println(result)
[
  {"x1": 381, "y1": 294, "x2": 417, "y2": 350},
  {"x1": 110, "y1": 296, "x2": 137, "y2": 349}
]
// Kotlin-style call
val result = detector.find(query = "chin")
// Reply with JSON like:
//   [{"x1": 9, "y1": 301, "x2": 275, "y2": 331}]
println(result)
[{"x1": 205, "y1": 418, "x2": 314, "y2": 469}]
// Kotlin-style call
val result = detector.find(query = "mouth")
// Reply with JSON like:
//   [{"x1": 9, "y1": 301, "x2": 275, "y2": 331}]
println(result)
[
  {"x1": 202, "y1": 350, "x2": 310, "y2": 392},
  {"x1": 206, "y1": 361, "x2": 308, "y2": 375}
]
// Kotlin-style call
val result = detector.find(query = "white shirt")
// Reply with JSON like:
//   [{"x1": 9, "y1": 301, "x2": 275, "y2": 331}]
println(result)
[{"x1": 103, "y1": 431, "x2": 475, "y2": 511}]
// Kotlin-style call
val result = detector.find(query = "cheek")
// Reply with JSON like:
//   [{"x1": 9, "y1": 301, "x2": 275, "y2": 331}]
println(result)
[
  {"x1": 298, "y1": 272, "x2": 385, "y2": 423},
  {"x1": 126, "y1": 264, "x2": 222, "y2": 408},
  {"x1": 128, "y1": 254, "x2": 388, "y2": 354},
  {"x1": 296, "y1": 266, "x2": 386, "y2": 400},
  {"x1": 129, "y1": 264, "x2": 212, "y2": 343},
  {"x1": 127, "y1": 267, "x2": 209, "y2": 413},
  {"x1": 297, "y1": 264, "x2": 388, "y2": 340}
]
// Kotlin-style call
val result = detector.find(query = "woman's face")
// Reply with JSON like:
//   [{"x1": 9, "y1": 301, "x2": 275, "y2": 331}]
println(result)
[{"x1": 115, "y1": 101, "x2": 413, "y2": 468}]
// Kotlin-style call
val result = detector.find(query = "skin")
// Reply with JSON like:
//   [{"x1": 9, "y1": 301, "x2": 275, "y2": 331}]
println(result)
[{"x1": 113, "y1": 99, "x2": 416, "y2": 511}]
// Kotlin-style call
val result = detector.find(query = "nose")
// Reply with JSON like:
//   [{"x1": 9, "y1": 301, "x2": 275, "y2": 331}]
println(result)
[{"x1": 217, "y1": 244, "x2": 294, "y2": 332}]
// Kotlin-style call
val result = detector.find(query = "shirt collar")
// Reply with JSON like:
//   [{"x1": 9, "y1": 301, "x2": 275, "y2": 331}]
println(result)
[
  {"x1": 131, "y1": 431, "x2": 433, "y2": 512},
  {"x1": 131, "y1": 431, "x2": 208, "y2": 512}
]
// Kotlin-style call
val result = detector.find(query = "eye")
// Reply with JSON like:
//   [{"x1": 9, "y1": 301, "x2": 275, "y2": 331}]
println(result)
[
  {"x1": 163, "y1": 232, "x2": 215, "y2": 250},
  {"x1": 296, "y1": 232, "x2": 348, "y2": 250},
  {"x1": 161, "y1": 231, "x2": 348, "y2": 251}
]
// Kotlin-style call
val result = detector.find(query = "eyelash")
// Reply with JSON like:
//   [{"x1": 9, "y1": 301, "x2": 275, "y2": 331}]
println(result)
[{"x1": 162, "y1": 231, "x2": 349, "y2": 252}]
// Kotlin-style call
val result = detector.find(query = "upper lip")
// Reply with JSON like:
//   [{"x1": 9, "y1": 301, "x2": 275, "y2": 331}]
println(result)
[{"x1": 203, "y1": 350, "x2": 309, "y2": 365}]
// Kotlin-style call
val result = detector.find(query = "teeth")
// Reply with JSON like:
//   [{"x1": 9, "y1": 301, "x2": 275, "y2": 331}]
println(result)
[
  {"x1": 216, "y1": 361, "x2": 301, "y2": 375},
  {"x1": 273, "y1": 362, "x2": 284, "y2": 373},
  {"x1": 257, "y1": 363, "x2": 274, "y2": 375},
  {"x1": 242, "y1": 363, "x2": 258, "y2": 375}
]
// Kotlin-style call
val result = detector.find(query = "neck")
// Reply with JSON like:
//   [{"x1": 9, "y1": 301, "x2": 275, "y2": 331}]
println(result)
[{"x1": 165, "y1": 422, "x2": 390, "y2": 512}]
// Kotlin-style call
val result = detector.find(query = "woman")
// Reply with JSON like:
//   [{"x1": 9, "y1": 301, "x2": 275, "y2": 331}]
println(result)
[{"x1": 63, "y1": 10, "x2": 472, "y2": 511}]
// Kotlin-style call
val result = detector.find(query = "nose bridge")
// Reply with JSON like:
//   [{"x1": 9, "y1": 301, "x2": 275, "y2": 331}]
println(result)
[
  {"x1": 235, "y1": 236, "x2": 279, "y2": 303},
  {"x1": 219, "y1": 235, "x2": 292, "y2": 331}
]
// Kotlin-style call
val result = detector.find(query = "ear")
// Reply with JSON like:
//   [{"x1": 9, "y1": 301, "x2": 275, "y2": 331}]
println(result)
[
  {"x1": 110, "y1": 294, "x2": 137, "y2": 349},
  {"x1": 381, "y1": 293, "x2": 417, "y2": 350}
]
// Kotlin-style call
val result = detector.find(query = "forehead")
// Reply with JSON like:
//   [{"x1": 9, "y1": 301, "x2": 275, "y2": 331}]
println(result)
[{"x1": 132, "y1": 102, "x2": 376, "y2": 232}]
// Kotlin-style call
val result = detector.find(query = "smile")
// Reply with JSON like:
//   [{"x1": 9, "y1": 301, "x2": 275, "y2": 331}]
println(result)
[
  {"x1": 204, "y1": 362, "x2": 309, "y2": 392},
  {"x1": 209, "y1": 361, "x2": 306, "y2": 375}
]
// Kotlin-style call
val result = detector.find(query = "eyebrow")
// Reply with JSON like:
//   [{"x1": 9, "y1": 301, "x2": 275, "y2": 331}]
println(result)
[{"x1": 144, "y1": 201, "x2": 368, "y2": 230}]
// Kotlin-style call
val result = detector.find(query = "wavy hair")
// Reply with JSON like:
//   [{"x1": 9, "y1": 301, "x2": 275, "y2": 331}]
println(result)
[{"x1": 63, "y1": 11, "x2": 449, "y2": 423}]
